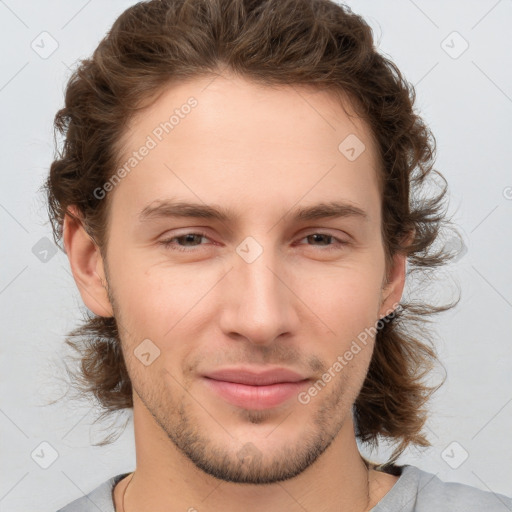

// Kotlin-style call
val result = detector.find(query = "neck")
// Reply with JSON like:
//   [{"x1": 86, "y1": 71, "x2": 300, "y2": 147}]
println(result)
[{"x1": 117, "y1": 397, "x2": 384, "y2": 512}]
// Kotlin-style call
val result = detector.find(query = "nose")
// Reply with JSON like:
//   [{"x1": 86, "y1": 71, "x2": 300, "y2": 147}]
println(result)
[{"x1": 218, "y1": 242, "x2": 298, "y2": 347}]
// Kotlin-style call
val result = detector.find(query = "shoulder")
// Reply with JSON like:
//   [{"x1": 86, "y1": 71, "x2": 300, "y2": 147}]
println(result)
[
  {"x1": 56, "y1": 473, "x2": 130, "y2": 512},
  {"x1": 376, "y1": 464, "x2": 512, "y2": 512},
  {"x1": 413, "y1": 466, "x2": 512, "y2": 511}
]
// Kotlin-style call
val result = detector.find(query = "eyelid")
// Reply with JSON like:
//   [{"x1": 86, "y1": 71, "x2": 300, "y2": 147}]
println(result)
[
  {"x1": 296, "y1": 231, "x2": 351, "y2": 247},
  {"x1": 301, "y1": 228, "x2": 350, "y2": 240}
]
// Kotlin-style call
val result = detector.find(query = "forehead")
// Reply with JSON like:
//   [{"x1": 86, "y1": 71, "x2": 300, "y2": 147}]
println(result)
[
  {"x1": 109, "y1": 73, "x2": 382, "y2": 228},
  {"x1": 120, "y1": 73, "x2": 377, "y2": 157}
]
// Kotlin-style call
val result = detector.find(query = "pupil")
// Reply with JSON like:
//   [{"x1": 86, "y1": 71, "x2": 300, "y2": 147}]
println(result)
[
  {"x1": 311, "y1": 234, "x2": 329, "y2": 245},
  {"x1": 183, "y1": 234, "x2": 199, "y2": 245}
]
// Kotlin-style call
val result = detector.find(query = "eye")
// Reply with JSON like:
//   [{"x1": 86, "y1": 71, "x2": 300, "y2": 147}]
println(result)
[
  {"x1": 158, "y1": 231, "x2": 350, "y2": 253},
  {"x1": 159, "y1": 231, "x2": 212, "y2": 252},
  {"x1": 296, "y1": 232, "x2": 349, "y2": 251}
]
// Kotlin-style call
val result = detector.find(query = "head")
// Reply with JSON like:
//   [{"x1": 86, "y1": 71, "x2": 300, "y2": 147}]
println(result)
[{"x1": 44, "y1": 0, "x2": 460, "y2": 475}]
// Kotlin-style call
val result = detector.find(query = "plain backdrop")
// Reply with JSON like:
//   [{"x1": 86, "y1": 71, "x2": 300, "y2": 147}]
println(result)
[{"x1": 0, "y1": 1, "x2": 511, "y2": 510}]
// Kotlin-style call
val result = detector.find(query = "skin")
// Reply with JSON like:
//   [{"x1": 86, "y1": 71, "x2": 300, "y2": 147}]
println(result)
[{"x1": 64, "y1": 71, "x2": 406, "y2": 512}]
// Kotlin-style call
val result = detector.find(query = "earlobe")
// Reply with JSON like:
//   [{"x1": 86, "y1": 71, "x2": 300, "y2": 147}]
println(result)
[{"x1": 63, "y1": 206, "x2": 114, "y2": 318}]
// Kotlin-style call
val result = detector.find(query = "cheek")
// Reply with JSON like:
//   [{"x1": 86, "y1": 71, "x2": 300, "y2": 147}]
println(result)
[
  {"x1": 295, "y1": 263, "x2": 384, "y2": 335},
  {"x1": 108, "y1": 235, "x2": 385, "y2": 343},
  {"x1": 106, "y1": 252, "x2": 181, "y2": 338},
  {"x1": 110, "y1": 260, "x2": 218, "y2": 378}
]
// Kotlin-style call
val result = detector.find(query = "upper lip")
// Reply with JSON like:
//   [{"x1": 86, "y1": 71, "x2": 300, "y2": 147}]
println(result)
[{"x1": 203, "y1": 367, "x2": 309, "y2": 386}]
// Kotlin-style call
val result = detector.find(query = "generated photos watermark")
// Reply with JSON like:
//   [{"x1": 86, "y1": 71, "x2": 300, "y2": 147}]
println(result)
[{"x1": 93, "y1": 96, "x2": 198, "y2": 200}]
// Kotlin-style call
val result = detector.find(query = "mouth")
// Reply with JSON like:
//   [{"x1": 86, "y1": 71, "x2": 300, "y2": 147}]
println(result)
[{"x1": 201, "y1": 367, "x2": 311, "y2": 410}]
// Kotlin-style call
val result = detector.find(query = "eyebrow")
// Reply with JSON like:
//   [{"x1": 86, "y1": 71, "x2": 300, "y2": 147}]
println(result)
[{"x1": 138, "y1": 199, "x2": 369, "y2": 224}]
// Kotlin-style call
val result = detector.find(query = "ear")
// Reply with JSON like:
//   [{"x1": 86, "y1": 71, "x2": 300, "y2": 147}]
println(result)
[
  {"x1": 378, "y1": 231, "x2": 413, "y2": 319},
  {"x1": 378, "y1": 251, "x2": 406, "y2": 318},
  {"x1": 63, "y1": 206, "x2": 114, "y2": 317}
]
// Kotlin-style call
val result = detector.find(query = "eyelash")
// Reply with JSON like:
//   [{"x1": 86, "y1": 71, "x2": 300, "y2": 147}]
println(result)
[{"x1": 158, "y1": 231, "x2": 349, "y2": 253}]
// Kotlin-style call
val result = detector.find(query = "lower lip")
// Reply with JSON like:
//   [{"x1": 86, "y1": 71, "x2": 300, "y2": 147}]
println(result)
[{"x1": 202, "y1": 378, "x2": 310, "y2": 410}]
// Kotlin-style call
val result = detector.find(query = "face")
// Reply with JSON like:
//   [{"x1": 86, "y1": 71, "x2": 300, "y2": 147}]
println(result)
[{"x1": 88, "y1": 73, "x2": 403, "y2": 484}]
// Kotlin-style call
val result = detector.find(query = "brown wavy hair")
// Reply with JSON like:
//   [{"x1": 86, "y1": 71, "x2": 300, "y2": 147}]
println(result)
[{"x1": 42, "y1": 0, "x2": 462, "y2": 466}]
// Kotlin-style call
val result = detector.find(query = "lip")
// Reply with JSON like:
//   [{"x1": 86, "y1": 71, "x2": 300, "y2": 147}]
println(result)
[
  {"x1": 201, "y1": 367, "x2": 310, "y2": 410},
  {"x1": 202, "y1": 367, "x2": 308, "y2": 385}
]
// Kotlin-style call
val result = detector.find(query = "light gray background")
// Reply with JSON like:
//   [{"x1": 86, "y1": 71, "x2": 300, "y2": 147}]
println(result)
[{"x1": 0, "y1": 1, "x2": 511, "y2": 510}]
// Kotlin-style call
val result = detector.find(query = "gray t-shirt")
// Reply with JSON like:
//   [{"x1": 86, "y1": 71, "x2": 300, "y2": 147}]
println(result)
[{"x1": 56, "y1": 464, "x2": 512, "y2": 511}]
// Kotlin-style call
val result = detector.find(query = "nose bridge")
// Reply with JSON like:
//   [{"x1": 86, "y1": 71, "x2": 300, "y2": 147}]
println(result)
[{"x1": 222, "y1": 236, "x2": 294, "y2": 344}]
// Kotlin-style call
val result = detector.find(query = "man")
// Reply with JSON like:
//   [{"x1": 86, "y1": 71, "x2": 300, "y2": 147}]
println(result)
[{"x1": 46, "y1": 0, "x2": 512, "y2": 510}]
